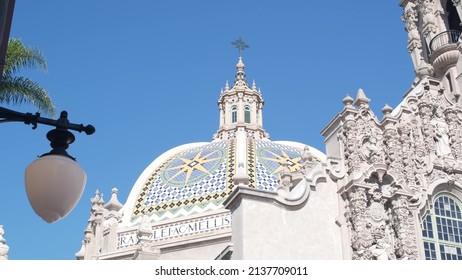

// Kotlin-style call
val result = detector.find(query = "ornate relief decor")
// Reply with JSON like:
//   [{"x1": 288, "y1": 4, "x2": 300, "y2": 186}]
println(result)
[
  {"x1": 419, "y1": 0, "x2": 438, "y2": 38},
  {"x1": 336, "y1": 79, "x2": 462, "y2": 259},
  {"x1": 344, "y1": 182, "x2": 414, "y2": 260},
  {"x1": 401, "y1": 1, "x2": 435, "y2": 77}
]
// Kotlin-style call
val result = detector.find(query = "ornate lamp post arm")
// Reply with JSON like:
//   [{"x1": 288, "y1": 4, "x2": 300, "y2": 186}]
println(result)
[{"x1": 0, "y1": 106, "x2": 95, "y2": 135}]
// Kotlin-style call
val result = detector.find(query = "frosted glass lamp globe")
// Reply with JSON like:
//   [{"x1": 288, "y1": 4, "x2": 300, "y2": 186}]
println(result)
[{"x1": 25, "y1": 154, "x2": 87, "y2": 223}]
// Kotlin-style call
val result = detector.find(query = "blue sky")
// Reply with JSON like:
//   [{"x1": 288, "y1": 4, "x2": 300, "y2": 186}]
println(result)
[{"x1": 0, "y1": 1, "x2": 413, "y2": 259}]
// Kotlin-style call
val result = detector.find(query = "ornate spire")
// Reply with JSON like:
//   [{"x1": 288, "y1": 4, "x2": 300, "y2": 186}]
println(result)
[
  {"x1": 214, "y1": 40, "x2": 268, "y2": 140},
  {"x1": 234, "y1": 56, "x2": 247, "y2": 85},
  {"x1": 231, "y1": 37, "x2": 249, "y2": 85},
  {"x1": 104, "y1": 188, "x2": 123, "y2": 212},
  {"x1": 354, "y1": 88, "x2": 370, "y2": 107},
  {"x1": 90, "y1": 189, "x2": 101, "y2": 205}
]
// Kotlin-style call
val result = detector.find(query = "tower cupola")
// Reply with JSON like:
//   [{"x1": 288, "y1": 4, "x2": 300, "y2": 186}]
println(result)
[{"x1": 214, "y1": 55, "x2": 268, "y2": 140}]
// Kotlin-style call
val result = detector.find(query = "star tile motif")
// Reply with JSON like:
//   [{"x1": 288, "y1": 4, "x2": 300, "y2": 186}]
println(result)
[
  {"x1": 260, "y1": 148, "x2": 302, "y2": 174},
  {"x1": 164, "y1": 149, "x2": 222, "y2": 186}
]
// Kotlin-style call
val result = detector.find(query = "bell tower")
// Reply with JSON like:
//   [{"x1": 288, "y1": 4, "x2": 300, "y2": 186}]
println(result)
[{"x1": 401, "y1": 0, "x2": 462, "y2": 102}]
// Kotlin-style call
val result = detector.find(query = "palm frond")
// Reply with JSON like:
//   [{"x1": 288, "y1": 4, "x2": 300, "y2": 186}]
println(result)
[
  {"x1": 3, "y1": 38, "x2": 47, "y2": 77},
  {"x1": 0, "y1": 76, "x2": 55, "y2": 117}
]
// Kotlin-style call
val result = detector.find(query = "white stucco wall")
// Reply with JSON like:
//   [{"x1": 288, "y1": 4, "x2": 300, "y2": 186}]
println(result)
[{"x1": 228, "y1": 181, "x2": 342, "y2": 260}]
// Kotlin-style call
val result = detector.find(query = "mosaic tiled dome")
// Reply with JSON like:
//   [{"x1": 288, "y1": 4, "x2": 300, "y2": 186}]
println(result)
[
  {"x1": 120, "y1": 56, "x2": 326, "y2": 225},
  {"x1": 121, "y1": 138, "x2": 325, "y2": 225}
]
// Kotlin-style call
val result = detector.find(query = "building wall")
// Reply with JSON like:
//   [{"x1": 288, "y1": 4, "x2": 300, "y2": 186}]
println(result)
[{"x1": 226, "y1": 175, "x2": 342, "y2": 260}]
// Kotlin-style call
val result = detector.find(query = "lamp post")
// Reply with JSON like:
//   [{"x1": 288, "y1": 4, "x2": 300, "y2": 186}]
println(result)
[{"x1": 0, "y1": 106, "x2": 95, "y2": 223}]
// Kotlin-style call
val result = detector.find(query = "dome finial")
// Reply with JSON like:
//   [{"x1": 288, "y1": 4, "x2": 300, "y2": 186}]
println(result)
[
  {"x1": 231, "y1": 37, "x2": 249, "y2": 58},
  {"x1": 236, "y1": 56, "x2": 245, "y2": 69},
  {"x1": 231, "y1": 37, "x2": 250, "y2": 84},
  {"x1": 234, "y1": 56, "x2": 247, "y2": 83}
]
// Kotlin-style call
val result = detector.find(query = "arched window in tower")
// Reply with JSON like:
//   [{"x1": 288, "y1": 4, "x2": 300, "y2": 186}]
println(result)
[
  {"x1": 421, "y1": 194, "x2": 462, "y2": 260},
  {"x1": 231, "y1": 105, "x2": 238, "y2": 123},
  {"x1": 244, "y1": 105, "x2": 251, "y2": 124},
  {"x1": 446, "y1": 0, "x2": 462, "y2": 32}
]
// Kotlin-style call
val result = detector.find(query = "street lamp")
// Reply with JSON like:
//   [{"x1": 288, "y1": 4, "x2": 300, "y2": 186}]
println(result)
[{"x1": 0, "y1": 106, "x2": 95, "y2": 223}]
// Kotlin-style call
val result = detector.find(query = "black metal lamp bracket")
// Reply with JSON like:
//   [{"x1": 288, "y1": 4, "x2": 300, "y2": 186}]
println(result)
[{"x1": 0, "y1": 106, "x2": 95, "y2": 159}]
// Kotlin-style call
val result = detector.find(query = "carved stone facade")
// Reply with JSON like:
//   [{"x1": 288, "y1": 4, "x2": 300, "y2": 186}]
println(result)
[
  {"x1": 321, "y1": 0, "x2": 462, "y2": 260},
  {"x1": 331, "y1": 89, "x2": 422, "y2": 260},
  {"x1": 323, "y1": 76, "x2": 462, "y2": 259}
]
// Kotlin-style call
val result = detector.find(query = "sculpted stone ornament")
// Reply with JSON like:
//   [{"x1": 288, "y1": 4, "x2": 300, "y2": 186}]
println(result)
[
  {"x1": 137, "y1": 215, "x2": 153, "y2": 246},
  {"x1": 358, "y1": 110, "x2": 385, "y2": 167},
  {"x1": 369, "y1": 187, "x2": 386, "y2": 222},
  {"x1": 341, "y1": 91, "x2": 387, "y2": 177},
  {"x1": 420, "y1": 104, "x2": 436, "y2": 156},
  {"x1": 370, "y1": 239, "x2": 394, "y2": 260},
  {"x1": 135, "y1": 215, "x2": 160, "y2": 259},
  {"x1": 0, "y1": 225, "x2": 8, "y2": 260},
  {"x1": 301, "y1": 145, "x2": 314, "y2": 175},
  {"x1": 345, "y1": 183, "x2": 405, "y2": 260},
  {"x1": 279, "y1": 161, "x2": 293, "y2": 192},
  {"x1": 341, "y1": 121, "x2": 362, "y2": 174},
  {"x1": 383, "y1": 127, "x2": 403, "y2": 177},
  {"x1": 419, "y1": 0, "x2": 438, "y2": 36},
  {"x1": 391, "y1": 196, "x2": 419, "y2": 260},
  {"x1": 403, "y1": 2, "x2": 420, "y2": 46},
  {"x1": 431, "y1": 113, "x2": 452, "y2": 157},
  {"x1": 347, "y1": 188, "x2": 372, "y2": 260},
  {"x1": 402, "y1": 1, "x2": 432, "y2": 76},
  {"x1": 361, "y1": 136, "x2": 383, "y2": 165},
  {"x1": 445, "y1": 109, "x2": 462, "y2": 159}
]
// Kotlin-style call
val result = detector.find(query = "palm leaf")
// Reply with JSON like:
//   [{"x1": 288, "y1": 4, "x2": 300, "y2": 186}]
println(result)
[
  {"x1": 0, "y1": 76, "x2": 55, "y2": 116},
  {"x1": 3, "y1": 38, "x2": 47, "y2": 77},
  {"x1": 0, "y1": 38, "x2": 54, "y2": 116}
]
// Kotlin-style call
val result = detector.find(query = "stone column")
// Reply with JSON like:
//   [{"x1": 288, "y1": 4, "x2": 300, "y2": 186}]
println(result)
[
  {"x1": 346, "y1": 188, "x2": 372, "y2": 260},
  {"x1": 391, "y1": 195, "x2": 419, "y2": 260},
  {"x1": 420, "y1": 0, "x2": 438, "y2": 49}
]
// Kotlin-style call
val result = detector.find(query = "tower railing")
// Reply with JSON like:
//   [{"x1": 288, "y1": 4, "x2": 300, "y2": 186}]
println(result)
[{"x1": 429, "y1": 30, "x2": 462, "y2": 54}]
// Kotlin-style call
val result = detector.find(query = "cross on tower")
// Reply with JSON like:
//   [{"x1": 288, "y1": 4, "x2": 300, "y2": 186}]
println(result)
[{"x1": 231, "y1": 37, "x2": 249, "y2": 57}]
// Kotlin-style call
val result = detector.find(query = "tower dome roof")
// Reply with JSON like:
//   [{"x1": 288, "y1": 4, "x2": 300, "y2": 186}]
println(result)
[{"x1": 121, "y1": 136, "x2": 325, "y2": 226}]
